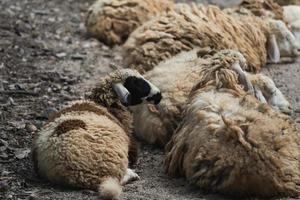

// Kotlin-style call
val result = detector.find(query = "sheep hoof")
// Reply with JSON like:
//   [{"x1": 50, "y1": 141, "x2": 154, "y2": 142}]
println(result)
[{"x1": 121, "y1": 169, "x2": 140, "y2": 185}]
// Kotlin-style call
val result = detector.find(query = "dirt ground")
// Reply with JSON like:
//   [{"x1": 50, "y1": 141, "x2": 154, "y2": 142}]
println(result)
[{"x1": 0, "y1": 0, "x2": 299, "y2": 199}]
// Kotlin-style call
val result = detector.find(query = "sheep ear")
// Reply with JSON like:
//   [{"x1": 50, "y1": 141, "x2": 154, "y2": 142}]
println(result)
[
  {"x1": 113, "y1": 83, "x2": 131, "y2": 106},
  {"x1": 231, "y1": 62, "x2": 254, "y2": 95},
  {"x1": 267, "y1": 34, "x2": 280, "y2": 63}
]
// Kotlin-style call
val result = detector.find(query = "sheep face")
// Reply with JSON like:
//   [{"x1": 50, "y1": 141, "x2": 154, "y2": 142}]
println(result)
[
  {"x1": 267, "y1": 19, "x2": 300, "y2": 62},
  {"x1": 113, "y1": 69, "x2": 162, "y2": 107}
]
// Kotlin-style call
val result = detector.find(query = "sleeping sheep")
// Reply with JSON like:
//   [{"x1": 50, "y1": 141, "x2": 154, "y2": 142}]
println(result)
[
  {"x1": 32, "y1": 69, "x2": 162, "y2": 200},
  {"x1": 227, "y1": 0, "x2": 300, "y2": 62},
  {"x1": 132, "y1": 48, "x2": 292, "y2": 146},
  {"x1": 85, "y1": 0, "x2": 173, "y2": 46},
  {"x1": 165, "y1": 50, "x2": 300, "y2": 198},
  {"x1": 123, "y1": 3, "x2": 298, "y2": 73},
  {"x1": 283, "y1": 5, "x2": 300, "y2": 44}
]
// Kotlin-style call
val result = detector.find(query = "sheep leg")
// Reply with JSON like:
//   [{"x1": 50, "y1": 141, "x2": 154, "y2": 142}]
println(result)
[{"x1": 121, "y1": 169, "x2": 140, "y2": 185}]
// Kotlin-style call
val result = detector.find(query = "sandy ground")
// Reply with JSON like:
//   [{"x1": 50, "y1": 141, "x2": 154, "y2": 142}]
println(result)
[{"x1": 0, "y1": 0, "x2": 299, "y2": 199}]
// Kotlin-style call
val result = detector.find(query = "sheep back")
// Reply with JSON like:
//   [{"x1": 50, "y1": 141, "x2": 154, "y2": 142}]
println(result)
[
  {"x1": 32, "y1": 101, "x2": 130, "y2": 190},
  {"x1": 124, "y1": 4, "x2": 267, "y2": 73}
]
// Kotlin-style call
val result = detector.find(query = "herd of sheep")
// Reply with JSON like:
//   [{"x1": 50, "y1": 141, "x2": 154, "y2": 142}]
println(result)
[{"x1": 31, "y1": 0, "x2": 300, "y2": 199}]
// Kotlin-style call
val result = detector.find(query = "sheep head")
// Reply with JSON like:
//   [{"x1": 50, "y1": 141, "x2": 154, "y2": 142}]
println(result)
[
  {"x1": 88, "y1": 68, "x2": 162, "y2": 107},
  {"x1": 112, "y1": 69, "x2": 162, "y2": 107},
  {"x1": 267, "y1": 19, "x2": 300, "y2": 62}
]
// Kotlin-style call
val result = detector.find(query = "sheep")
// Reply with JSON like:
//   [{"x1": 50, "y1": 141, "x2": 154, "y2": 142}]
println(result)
[
  {"x1": 85, "y1": 0, "x2": 173, "y2": 46},
  {"x1": 32, "y1": 69, "x2": 162, "y2": 200},
  {"x1": 165, "y1": 50, "x2": 300, "y2": 198},
  {"x1": 132, "y1": 48, "x2": 292, "y2": 146},
  {"x1": 283, "y1": 5, "x2": 300, "y2": 43},
  {"x1": 123, "y1": 3, "x2": 298, "y2": 74},
  {"x1": 227, "y1": 0, "x2": 300, "y2": 62}
]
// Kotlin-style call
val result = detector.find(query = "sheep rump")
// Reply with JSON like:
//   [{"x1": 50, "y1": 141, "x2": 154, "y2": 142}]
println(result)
[
  {"x1": 165, "y1": 55, "x2": 300, "y2": 197},
  {"x1": 85, "y1": 0, "x2": 173, "y2": 46},
  {"x1": 32, "y1": 100, "x2": 133, "y2": 199},
  {"x1": 123, "y1": 3, "x2": 268, "y2": 73}
]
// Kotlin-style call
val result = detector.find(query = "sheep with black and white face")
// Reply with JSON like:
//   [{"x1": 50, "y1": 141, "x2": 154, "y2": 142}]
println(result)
[{"x1": 32, "y1": 69, "x2": 162, "y2": 200}]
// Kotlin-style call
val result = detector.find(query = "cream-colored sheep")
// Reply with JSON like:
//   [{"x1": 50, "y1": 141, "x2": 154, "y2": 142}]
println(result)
[
  {"x1": 165, "y1": 51, "x2": 300, "y2": 197},
  {"x1": 227, "y1": 0, "x2": 300, "y2": 62},
  {"x1": 124, "y1": 3, "x2": 298, "y2": 73},
  {"x1": 283, "y1": 5, "x2": 300, "y2": 43},
  {"x1": 85, "y1": 0, "x2": 173, "y2": 46},
  {"x1": 32, "y1": 69, "x2": 162, "y2": 200},
  {"x1": 132, "y1": 49, "x2": 291, "y2": 146}
]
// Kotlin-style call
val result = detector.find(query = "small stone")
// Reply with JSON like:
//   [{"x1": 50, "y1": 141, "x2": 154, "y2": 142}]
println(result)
[
  {"x1": 42, "y1": 107, "x2": 58, "y2": 119},
  {"x1": 25, "y1": 123, "x2": 37, "y2": 133},
  {"x1": 0, "y1": 180, "x2": 9, "y2": 192},
  {"x1": 8, "y1": 97, "x2": 15, "y2": 106},
  {"x1": 56, "y1": 52, "x2": 67, "y2": 58},
  {"x1": 14, "y1": 148, "x2": 31, "y2": 159},
  {"x1": 29, "y1": 193, "x2": 39, "y2": 200},
  {"x1": 295, "y1": 108, "x2": 300, "y2": 113}
]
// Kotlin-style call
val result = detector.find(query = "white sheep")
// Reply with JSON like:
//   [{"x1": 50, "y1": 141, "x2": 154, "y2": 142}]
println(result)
[
  {"x1": 283, "y1": 5, "x2": 300, "y2": 43},
  {"x1": 132, "y1": 49, "x2": 292, "y2": 146},
  {"x1": 165, "y1": 50, "x2": 300, "y2": 197},
  {"x1": 32, "y1": 69, "x2": 162, "y2": 200},
  {"x1": 85, "y1": 0, "x2": 173, "y2": 46},
  {"x1": 227, "y1": 0, "x2": 300, "y2": 62},
  {"x1": 123, "y1": 3, "x2": 298, "y2": 73}
]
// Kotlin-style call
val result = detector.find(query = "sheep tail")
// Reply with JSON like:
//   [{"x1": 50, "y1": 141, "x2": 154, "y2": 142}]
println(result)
[{"x1": 98, "y1": 177, "x2": 122, "y2": 200}]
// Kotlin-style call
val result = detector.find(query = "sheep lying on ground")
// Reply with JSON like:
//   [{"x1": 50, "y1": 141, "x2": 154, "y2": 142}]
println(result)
[
  {"x1": 124, "y1": 3, "x2": 298, "y2": 73},
  {"x1": 165, "y1": 50, "x2": 300, "y2": 198},
  {"x1": 283, "y1": 5, "x2": 300, "y2": 43},
  {"x1": 32, "y1": 69, "x2": 162, "y2": 200},
  {"x1": 132, "y1": 49, "x2": 292, "y2": 146},
  {"x1": 227, "y1": 0, "x2": 300, "y2": 62},
  {"x1": 85, "y1": 0, "x2": 173, "y2": 46}
]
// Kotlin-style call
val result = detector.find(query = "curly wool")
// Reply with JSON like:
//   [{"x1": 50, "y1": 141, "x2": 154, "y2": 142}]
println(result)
[
  {"x1": 85, "y1": 0, "x2": 173, "y2": 46},
  {"x1": 123, "y1": 3, "x2": 268, "y2": 73},
  {"x1": 87, "y1": 69, "x2": 142, "y2": 133},
  {"x1": 32, "y1": 101, "x2": 130, "y2": 190},
  {"x1": 132, "y1": 49, "x2": 248, "y2": 146},
  {"x1": 165, "y1": 56, "x2": 300, "y2": 197}
]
